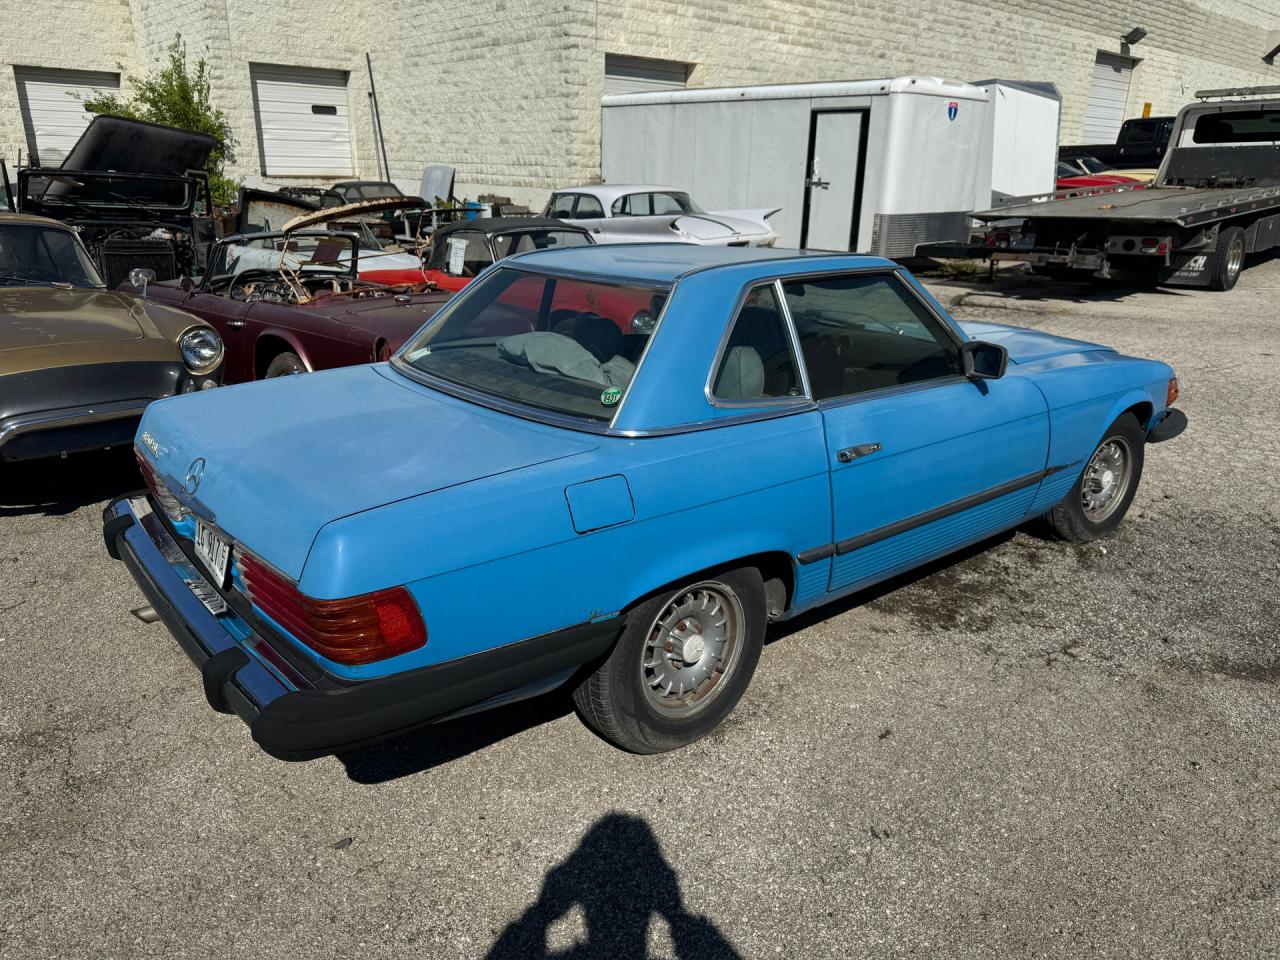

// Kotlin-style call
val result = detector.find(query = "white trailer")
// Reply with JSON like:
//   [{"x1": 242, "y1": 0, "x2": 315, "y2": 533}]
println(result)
[
  {"x1": 602, "y1": 77, "x2": 995, "y2": 257},
  {"x1": 975, "y1": 79, "x2": 1061, "y2": 202}
]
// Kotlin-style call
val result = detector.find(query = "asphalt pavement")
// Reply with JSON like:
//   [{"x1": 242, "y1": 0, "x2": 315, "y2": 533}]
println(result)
[{"x1": 2, "y1": 260, "x2": 1277, "y2": 959}]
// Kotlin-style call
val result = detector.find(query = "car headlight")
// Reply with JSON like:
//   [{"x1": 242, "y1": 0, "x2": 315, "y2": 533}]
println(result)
[{"x1": 178, "y1": 326, "x2": 224, "y2": 375}]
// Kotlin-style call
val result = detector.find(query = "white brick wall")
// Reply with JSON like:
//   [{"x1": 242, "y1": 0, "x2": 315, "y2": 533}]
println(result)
[{"x1": 2, "y1": 0, "x2": 1277, "y2": 208}]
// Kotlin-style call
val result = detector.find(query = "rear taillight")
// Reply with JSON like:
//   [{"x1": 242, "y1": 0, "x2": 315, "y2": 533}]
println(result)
[
  {"x1": 1166, "y1": 376, "x2": 1179, "y2": 406},
  {"x1": 135, "y1": 450, "x2": 185, "y2": 522},
  {"x1": 239, "y1": 552, "x2": 426, "y2": 665}
]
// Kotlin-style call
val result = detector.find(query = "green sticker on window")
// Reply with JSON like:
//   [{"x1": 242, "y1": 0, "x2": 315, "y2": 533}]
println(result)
[{"x1": 600, "y1": 386, "x2": 622, "y2": 406}]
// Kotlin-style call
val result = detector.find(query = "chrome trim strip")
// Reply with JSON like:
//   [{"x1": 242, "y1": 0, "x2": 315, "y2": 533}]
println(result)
[
  {"x1": 774, "y1": 278, "x2": 814, "y2": 400},
  {"x1": 0, "y1": 399, "x2": 151, "y2": 447}
]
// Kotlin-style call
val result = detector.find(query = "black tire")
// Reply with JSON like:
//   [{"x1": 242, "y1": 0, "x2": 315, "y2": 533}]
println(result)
[
  {"x1": 264, "y1": 351, "x2": 306, "y2": 378},
  {"x1": 572, "y1": 567, "x2": 767, "y2": 753},
  {"x1": 1045, "y1": 413, "x2": 1145, "y2": 542},
  {"x1": 1208, "y1": 225, "x2": 1246, "y2": 292}
]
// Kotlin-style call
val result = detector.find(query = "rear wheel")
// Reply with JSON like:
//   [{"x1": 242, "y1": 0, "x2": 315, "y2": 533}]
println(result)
[
  {"x1": 1044, "y1": 413, "x2": 1145, "y2": 542},
  {"x1": 572, "y1": 567, "x2": 767, "y2": 753},
  {"x1": 1208, "y1": 226, "x2": 1246, "y2": 291},
  {"x1": 264, "y1": 351, "x2": 306, "y2": 378}
]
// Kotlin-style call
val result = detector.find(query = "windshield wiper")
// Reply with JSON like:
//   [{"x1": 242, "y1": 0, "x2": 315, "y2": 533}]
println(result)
[{"x1": 0, "y1": 275, "x2": 74, "y2": 289}]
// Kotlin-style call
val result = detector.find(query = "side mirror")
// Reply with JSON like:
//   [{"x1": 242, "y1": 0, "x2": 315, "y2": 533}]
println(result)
[
  {"x1": 128, "y1": 267, "x2": 156, "y2": 293},
  {"x1": 180, "y1": 276, "x2": 196, "y2": 294},
  {"x1": 961, "y1": 340, "x2": 1008, "y2": 380}
]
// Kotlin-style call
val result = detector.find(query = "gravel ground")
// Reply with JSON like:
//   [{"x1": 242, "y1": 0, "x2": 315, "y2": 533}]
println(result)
[{"x1": 2, "y1": 261, "x2": 1278, "y2": 959}]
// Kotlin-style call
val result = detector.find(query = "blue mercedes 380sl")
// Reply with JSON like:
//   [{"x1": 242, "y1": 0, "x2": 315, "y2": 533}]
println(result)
[{"x1": 104, "y1": 245, "x2": 1184, "y2": 759}]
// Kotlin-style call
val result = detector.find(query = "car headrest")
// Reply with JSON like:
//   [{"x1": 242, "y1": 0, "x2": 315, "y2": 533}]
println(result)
[
  {"x1": 714, "y1": 346, "x2": 766, "y2": 400},
  {"x1": 566, "y1": 312, "x2": 624, "y2": 362}
]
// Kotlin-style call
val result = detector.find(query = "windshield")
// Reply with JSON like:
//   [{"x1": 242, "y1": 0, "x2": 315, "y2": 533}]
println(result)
[
  {"x1": 401, "y1": 267, "x2": 666, "y2": 422},
  {"x1": 206, "y1": 232, "x2": 356, "y2": 281},
  {"x1": 0, "y1": 222, "x2": 104, "y2": 288}
]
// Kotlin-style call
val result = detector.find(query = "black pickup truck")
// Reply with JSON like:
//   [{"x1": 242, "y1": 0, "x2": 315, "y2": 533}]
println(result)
[
  {"x1": 1059, "y1": 115, "x2": 1174, "y2": 170},
  {"x1": 925, "y1": 88, "x2": 1280, "y2": 291}
]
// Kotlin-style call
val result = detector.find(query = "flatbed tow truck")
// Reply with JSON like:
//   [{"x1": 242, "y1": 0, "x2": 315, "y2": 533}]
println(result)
[{"x1": 920, "y1": 86, "x2": 1280, "y2": 291}]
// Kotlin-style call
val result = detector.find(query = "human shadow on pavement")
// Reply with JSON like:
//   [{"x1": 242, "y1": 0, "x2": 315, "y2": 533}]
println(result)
[
  {"x1": 0, "y1": 446, "x2": 141, "y2": 517},
  {"x1": 338, "y1": 690, "x2": 574, "y2": 784},
  {"x1": 484, "y1": 812, "x2": 742, "y2": 960}
]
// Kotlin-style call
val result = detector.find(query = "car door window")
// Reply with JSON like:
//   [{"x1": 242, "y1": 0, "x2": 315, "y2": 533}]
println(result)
[
  {"x1": 781, "y1": 273, "x2": 960, "y2": 400},
  {"x1": 575, "y1": 194, "x2": 605, "y2": 218},
  {"x1": 548, "y1": 194, "x2": 577, "y2": 218},
  {"x1": 711, "y1": 284, "x2": 802, "y2": 402},
  {"x1": 612, "y1": 193, "x2": 652, "y2": 217}
]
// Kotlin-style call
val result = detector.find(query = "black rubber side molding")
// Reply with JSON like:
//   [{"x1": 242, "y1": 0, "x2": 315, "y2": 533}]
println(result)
[{"x1": 103, "y1": 513, "x2": 135, "y2": 560}]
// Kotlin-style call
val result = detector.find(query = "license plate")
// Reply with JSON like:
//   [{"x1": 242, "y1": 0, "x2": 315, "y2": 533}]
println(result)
[{"x1": 192, "y1": 518, "x2": 231, "y2": 588}]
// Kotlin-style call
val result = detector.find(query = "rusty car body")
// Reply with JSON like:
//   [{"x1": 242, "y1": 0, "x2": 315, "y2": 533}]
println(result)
[{"x1": 122, "y1": 227, "x2": 450, "y2": 384}]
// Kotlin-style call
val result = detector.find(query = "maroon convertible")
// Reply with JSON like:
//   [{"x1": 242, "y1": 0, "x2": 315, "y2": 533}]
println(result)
[{"x1": 123, "y1": 230, "x2": 450, "y2": 383}]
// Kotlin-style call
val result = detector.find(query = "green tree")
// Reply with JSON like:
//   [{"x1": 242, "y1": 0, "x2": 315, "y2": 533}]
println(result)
[{"x1": 80, "y1": 35, "x2": 239, "y2": 205}]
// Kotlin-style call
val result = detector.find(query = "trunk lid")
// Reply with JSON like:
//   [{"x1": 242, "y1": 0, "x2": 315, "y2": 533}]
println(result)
[{"x1": 138, "y1": 364, "x2": 596, "y2": 578}]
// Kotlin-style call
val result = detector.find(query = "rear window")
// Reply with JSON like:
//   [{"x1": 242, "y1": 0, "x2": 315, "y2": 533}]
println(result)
[
  {"x1": 491, "y1": 229, "x2": 592, "y2": 258},
  {"x1": 1192, "y1": 110, "x2": 1280, "y2": 144},
  {"x1": 402, "y1": 267, "x2": 665, "y2": 422}
]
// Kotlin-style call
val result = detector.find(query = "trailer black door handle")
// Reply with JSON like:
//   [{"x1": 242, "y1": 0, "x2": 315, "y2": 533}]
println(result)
[{"x1": 836, "y1": 442, "x2": 881, "y2": 463}]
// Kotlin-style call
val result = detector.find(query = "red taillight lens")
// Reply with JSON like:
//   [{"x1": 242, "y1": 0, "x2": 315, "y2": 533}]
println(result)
[
  {"x1": 239, "y1": 553, "x2": 426, "y2": 665},
  {"x1": 1166, "y1": 376, "x2": 1179, "y2": 406},
  {"x1": 135, "y1": 450, "x2": 185, "y2": 521}
]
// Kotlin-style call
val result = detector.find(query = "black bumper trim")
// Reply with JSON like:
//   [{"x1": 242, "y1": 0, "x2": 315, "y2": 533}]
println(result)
[
  {"x1": 251, "y1": 618, "x2": 620, "y2": 761},
  {"x1": 1148, "y1": 407, "x2": 1187, "y2": 443},
  {"x1": 103, "y1": 513, "x2": 135, "y2": 560}
]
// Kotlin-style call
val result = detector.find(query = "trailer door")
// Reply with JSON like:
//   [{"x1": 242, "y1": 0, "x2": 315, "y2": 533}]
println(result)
[{"x1": 801, "y1": 111, "x2": 865, "y2": 251}]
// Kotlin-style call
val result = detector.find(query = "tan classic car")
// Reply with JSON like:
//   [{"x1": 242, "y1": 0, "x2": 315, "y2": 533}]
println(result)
[{"x1": 0, "y1": 212, "x2": 223, "y2": 463}]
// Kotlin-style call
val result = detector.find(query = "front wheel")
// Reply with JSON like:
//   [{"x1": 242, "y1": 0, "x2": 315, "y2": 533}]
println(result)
[
  {"x1": 264, "y1": 351, "x2": 306, "y2": 378},
  {"x1": 1044, "y1": 412, "x2": 1145, "y2": 542},
  {"x1": 572, "y1": 567, "x2": 767, "y2": 753}
]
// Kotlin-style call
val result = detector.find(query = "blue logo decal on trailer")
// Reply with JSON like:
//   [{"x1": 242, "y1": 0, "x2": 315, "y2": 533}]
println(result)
[{"x1": 947, "y1": 101, "x2": 959, "y2": 122}]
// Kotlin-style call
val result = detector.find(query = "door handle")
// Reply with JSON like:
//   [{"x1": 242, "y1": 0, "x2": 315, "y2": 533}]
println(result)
[
  {"x1": 226, "y1": 320, "x2": 245, "y2": 329},
  {"x1": 808, "y1": 178, "x2": 830, "y2": 190},
  {"x1": 836, "y1": 442, "x2": 881, "y2": 463}
]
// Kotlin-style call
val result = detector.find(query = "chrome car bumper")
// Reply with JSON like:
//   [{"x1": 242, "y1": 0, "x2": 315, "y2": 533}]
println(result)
[
  {"x1": 103, "y1": 495, "x2": 620, "y2": 760},
  {"x1": 0, "y1": 399, "x2": 152, "y2": 462}
]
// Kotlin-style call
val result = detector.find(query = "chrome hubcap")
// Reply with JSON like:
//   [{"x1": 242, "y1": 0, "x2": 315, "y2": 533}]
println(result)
[
  {"x1": 1081, "y1": 436, "x2": 1132, "y2": 521},
  {"x1": 641, "y1": 582, "x2": 743, "y2": 717},
  {"x1": 1227, "y1": 238, "x2": 1244, "y2": 280}
]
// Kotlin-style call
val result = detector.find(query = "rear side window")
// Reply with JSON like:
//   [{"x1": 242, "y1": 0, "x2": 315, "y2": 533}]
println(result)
[
  {"x1": 431, "y1": 231, "x2": 491, "y2": 277},
  {"x1": 575, "y1": 195, "x2": 605, "y2": 217},
  {"x1": 781, "y1": 274, "x2": 960, "y2": 401},
  {"x1": 612, "y1": 193, "x2": 652, "y2": 216},
  {"x1": 711, "y1": 285, "x2": 801, "y2": 402}
]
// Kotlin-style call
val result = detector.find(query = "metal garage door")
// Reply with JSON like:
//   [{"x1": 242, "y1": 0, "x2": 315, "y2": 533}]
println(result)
[
  {"x1": 250, "y1": 65, "x2": 353, "y2": 177},
  {"x1": 1081, "y1": 52, "x2": 1134, "y2": 143},
  {"x1": 14, "y1": 67, "x2": 119, "y2": 166},
  {"x1": 604, "y1": 54, "x2": 689, "y2": 96}
]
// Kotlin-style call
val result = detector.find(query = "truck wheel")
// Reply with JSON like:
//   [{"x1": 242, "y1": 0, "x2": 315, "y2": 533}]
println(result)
[
  {"x1": 1208, "y1": 226, "x2": 1246, "y2": 291},
  {"x1": 264, "y1": 352, "x2": 306, "y2": 378},
  {"x1": 1044, "y1": 413, "x2": 1145, "y2": 542},
  {"x1": 572, "y1": 567, "x2": 767, "y2": 753}
]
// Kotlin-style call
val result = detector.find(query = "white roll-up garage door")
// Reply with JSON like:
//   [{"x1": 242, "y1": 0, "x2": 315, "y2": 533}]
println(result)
[
  {"x1": 14, "y1": 67, "x2": 120, "y2": 166},
  {"x1": 604, "y1": 54, "x2": 690, "y2": 97},
  {"x1": 1081, "y1": 52, "x2": 1134, "y2": 144},
  {"x1": 250, "y1": 65, "x2": 353, "y2": 177}
]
